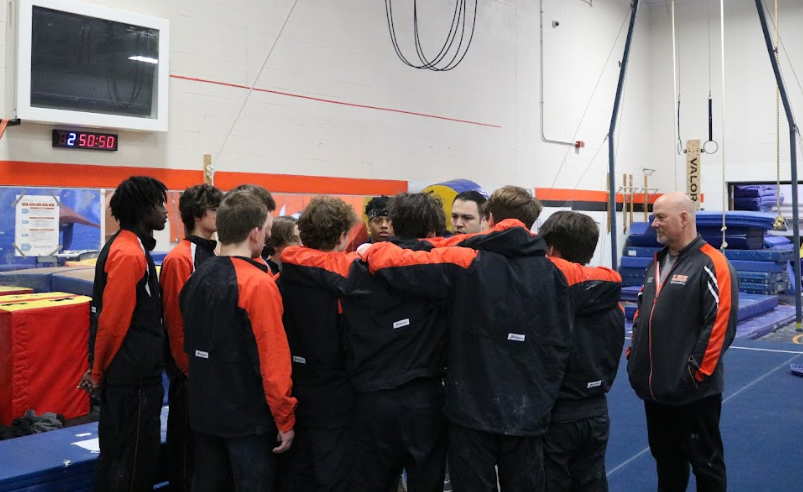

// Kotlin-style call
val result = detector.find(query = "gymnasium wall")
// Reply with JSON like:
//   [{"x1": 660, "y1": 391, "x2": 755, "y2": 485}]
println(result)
[
  {"x1": 646, "y1": 0, "x2": 803, "y2": 210},
  {"x1": 0, "y1": 1, "x2": 652, "y2": 187},
  {"x1": 0, "y1": 0, "x2": 661, "y2": 265}
]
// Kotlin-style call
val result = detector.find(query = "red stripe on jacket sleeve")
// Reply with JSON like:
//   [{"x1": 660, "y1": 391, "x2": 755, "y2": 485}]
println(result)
[
  {"x1": 280, "y1": 246, "x2": 358, "y2": 277},
  {"x1": 696, "y1": 244, "x2": 734, "y2": 381},
  {"x1": 92, "y1": 235, "x2": 146, "y2": 383},
  {"x1": 160, "y1": 242, "x2": 194, "y2": 376},
  {"x1": 234, "y1": 259, "x2": 297, "y2": 432}
]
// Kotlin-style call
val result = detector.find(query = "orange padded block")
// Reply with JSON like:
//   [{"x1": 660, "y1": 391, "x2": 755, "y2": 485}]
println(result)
[{"x1": 0, "y1": 296, "x2": 91, "y2": 425}]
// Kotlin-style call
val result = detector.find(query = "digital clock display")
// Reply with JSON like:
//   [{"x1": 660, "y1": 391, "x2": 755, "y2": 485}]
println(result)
[{"x1": 52, "y1": 130, "x2": 118, "y2": 151}]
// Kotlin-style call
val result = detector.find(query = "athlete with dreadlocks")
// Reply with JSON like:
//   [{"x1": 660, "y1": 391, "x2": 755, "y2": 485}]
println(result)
[{"x1": 79, "y1": 176, "x2": 168, "y2": 492}]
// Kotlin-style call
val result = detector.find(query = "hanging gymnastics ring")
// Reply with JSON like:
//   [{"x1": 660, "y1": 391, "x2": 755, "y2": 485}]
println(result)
[{"x1": 702, "y1": 140, "x2": 719, "y2": 154}]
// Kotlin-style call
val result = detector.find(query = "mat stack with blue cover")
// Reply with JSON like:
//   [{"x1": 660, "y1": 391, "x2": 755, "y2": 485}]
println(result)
[
  {"x1": 733, "y1": 185, "x2": 783, "y2": 212},
  {"x1": 623, "y1": 212, "x2": 793, "y2": 294}
]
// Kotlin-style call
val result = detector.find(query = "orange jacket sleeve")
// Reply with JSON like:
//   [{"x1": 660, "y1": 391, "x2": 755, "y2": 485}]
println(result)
[
  {"x1": 160, "y1": 252, "x2": 193, "y2": 376},
  {"x1": 92, "y1": 248, "x2": 146, "y2": 383},
  {"x1": 239, "y1": 275, "x2": 297, "y2": 432}
]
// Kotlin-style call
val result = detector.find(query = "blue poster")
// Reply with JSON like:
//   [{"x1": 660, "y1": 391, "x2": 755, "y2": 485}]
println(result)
[{"x1": 0, "y1": 187, "x2": 102, "y2": 267}]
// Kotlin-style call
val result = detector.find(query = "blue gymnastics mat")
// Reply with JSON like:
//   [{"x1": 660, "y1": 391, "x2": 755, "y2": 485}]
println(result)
[
  {"x1": 625, "y1": 246, "x2": 794, "y2": 263},
  {"x1": 731, "y1": 260, "x2": 788, "y2": 273},
  {"x1": 627, "y1": 223, "x2": 661, "y2": 248},
  {"x1": 607, "y1": 339, "x2": 803, "y2": 491},
  {"x1": 735, "y1": 305, "x2": 796, "y2": 339},
  {"x1": 644, "y1": 211, "x2": 782, "y2": 230},
  {"x1": 621, "y1": 286, "x2": 641, "y2": 302},
  {"x1": 51, "y1": 270, "x2": 94, "y2": 298},
  {"x1": 0, "y1": 408, "x2": 168, "y2": 492},
  {"x1": 0, "y1": 267, "x2": 93, "y2": 293},
  {"x1": 620, "y1": 256, "x2": 652, "y2": 269},
  {"x1": 623, "y1": 294, "x2": 777, "y2": 323},
  {"x1": 764, "y1": 235, "x2": 792, "y2": 249},
  {"x1": 738, "y1": 271, "x2": 789, "y2": 284}
]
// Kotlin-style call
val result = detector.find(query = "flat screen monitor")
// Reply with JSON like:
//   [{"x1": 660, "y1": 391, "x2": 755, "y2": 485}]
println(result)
[{"x1": 16, "y1": 0, "x2": 169, "y2": 131}]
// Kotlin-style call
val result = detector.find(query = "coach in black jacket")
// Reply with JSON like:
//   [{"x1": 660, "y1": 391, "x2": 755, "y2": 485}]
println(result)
[
  {"x1": 539, "y1": 211, "x2": 624, "y2": 492},
  {"x1": 361, "y1": 186, "x2": 620, "y2": 492},
  {"x1": 628, "y1": 192, "x2": 737, "y2": 492},
  {"x1": 281, "y1": 193, "x2": 449, "y2": 492}
]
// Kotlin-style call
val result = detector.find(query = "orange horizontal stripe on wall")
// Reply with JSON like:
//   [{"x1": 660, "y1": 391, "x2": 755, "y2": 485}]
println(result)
[
  {"x1": 535, "y1": 188, "x2": 663, "y2": 204},
  {"x1": 0, "y1": 160, "x2": 407, "y2": 195},
  {"x1": 214, "y1": 171, "x2": 407, "y2": 195}
]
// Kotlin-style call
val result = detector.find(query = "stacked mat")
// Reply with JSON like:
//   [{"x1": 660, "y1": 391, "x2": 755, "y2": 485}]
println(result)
[
  {"x1": 624, "y1": 212, "x2": 794, "y2": 294},
  {"x1": 0, "y1": 293, "x2": 91, "y2": 425},
  {"x1": 0, "y1": 408, "x2": 168, "y2": 492},
  {"x1": 733, "y1": 185, "x2": 783, "y2": 212},
  {"x1": 0, "y1": 267, "x2": 93, "y2": 293}
]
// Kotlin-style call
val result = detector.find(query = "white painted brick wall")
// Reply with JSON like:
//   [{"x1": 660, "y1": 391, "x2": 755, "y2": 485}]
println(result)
[{"x1": 0, "y1": 0, "x2": 653, "y2": 202}]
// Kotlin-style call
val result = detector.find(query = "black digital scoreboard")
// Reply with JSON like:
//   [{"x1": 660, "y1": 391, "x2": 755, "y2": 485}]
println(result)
[{"x1": 52, "y1": 129, "x2": 118, "y2": 151}]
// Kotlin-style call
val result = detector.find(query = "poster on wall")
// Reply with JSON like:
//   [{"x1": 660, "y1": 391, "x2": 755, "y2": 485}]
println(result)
[
  {"x1": 14, "y1": 195, "x2": 60, "y2": 256},
  {"x1": 0, "y1": 187, "x2": 102, "y2": 267}
]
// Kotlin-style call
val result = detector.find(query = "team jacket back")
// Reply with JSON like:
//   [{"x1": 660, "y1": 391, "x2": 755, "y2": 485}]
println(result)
[
  {"x1": 552, "y1": 277, "x2": 624, "y2": 421},
  {"x1": 628, "y1": 235, "x2": 738, "y2": 405},
  {"x1": 278, "y1": 263, "x2": 353, "y2": 428},
  {"x1": 181, "y1": 256, "x2": 296, "y2": 437},
  {"x1": 281, "y1": 238, "x2": 448, "y2": 394}
]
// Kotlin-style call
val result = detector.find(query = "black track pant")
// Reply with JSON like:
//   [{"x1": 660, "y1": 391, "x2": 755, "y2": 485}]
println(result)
[
  {"x1": 94, "y1": 383, "x2": 164, "y2": 492},
  {"x1": 351, "y1": 378, "x2": 447, "y2": 492},
  {"x1": 276, "y1": 425, "x2": 353, "y2": 492},
  {"x1": 448, "y1": 423, "x2": 544, "y2": 492},
  {"x1": 192, "y1": 432, "x2": 277, "y2": 492},
  {"x1": 544, "y1": 414, "x2": 610, "y2": 492},
  {"x1": 645, "y1": 394, "x2": 726, "y2": 492},
  {"x1": 166, "y1": 373, "x2": 193, "y2": 492}
]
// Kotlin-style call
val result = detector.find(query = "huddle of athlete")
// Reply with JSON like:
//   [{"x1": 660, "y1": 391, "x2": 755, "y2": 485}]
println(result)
[{"x1": 80, "y1": 176, "x2": 737, "y2": 492}]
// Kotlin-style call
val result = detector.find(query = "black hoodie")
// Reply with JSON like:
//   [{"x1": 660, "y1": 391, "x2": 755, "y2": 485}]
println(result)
[
  {"x1": 280, "y1": 237, "x2": 448, "y2": 394},
  {"x1": 363, "y1": 220, "x2": 620, "y2": 436}
]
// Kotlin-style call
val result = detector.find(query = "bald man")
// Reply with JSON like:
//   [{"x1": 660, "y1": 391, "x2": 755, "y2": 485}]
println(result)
[{"x1": 627, "y1": 192, "x2": 738, "y2": 492}]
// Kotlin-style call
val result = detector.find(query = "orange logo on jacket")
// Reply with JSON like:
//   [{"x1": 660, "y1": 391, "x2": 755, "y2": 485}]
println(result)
[{"x1": 670, "y1": 274, "x2": 688, "y2": 285}]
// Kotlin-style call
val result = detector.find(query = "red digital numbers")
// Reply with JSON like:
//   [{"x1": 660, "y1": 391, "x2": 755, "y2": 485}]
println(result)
[{"x1": 53, "y1": 130, "x2": 117, "y2": 150}]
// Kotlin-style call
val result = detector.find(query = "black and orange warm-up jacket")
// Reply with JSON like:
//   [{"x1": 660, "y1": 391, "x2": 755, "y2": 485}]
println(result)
[
  {"x1": 627, "y1": 234, "x2": 738, "y2": 405},
  {"x1": 361, "y1": 219, "x2": 619, "y2": 437},
  {"x1": 89, "y1": 230, "x2": 164, "y2": 386},
  {"x1": 160, "y1": 236, "x2": 217, "y2": 376},
  {"x1": 181, "y1": 256, "x2": 296, "y2": 436}
]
